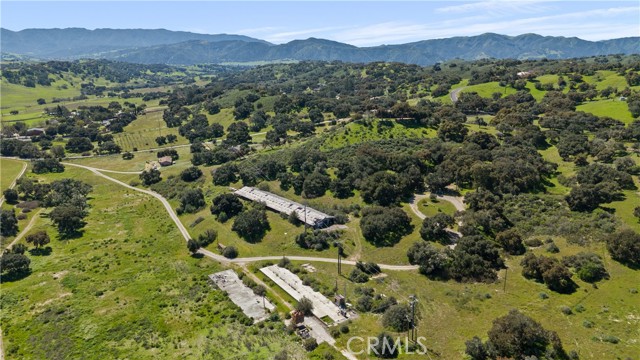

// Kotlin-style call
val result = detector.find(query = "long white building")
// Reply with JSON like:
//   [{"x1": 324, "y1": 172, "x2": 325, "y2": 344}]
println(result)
[{"x1": 234, "y1": 186, "x2": 334, "y2": 228}]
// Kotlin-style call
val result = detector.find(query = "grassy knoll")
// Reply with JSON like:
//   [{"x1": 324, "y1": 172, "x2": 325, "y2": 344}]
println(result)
[
  {"x1": 417, "y1": 198, "x2": 458, "y2": 217},
  {"x1": 1, "y1": 79, "x2": 81, "y2": 109},
  {"x1": 576, "y1": 99, "x2": 635, "y2": 124},
  {"x1": 206, "y1": 108, "x2": 237, "y2": 130},
  {"x1": 321, "y1": 119, "x2": 436, "y2": 150},
  {"x1": 461, "y1": 81, "x2": 518, "y2": 98},
  {"x1": 583, "y1": 70, "x2": 640, "y2": 92},
  {"x1": 1, "y1": 166, "x2": 306, "y2": 359}
]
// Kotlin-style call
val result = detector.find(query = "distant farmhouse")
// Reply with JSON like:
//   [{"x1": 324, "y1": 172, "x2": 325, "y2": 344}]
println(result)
[
  {"x1": 234, "y1": 187, "x2": 334, "y2": 229},
  {"x1": 158, "y1": 156, "x2": 173, "y2": 166}
]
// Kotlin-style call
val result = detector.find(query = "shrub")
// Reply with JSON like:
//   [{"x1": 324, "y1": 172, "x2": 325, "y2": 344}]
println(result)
[
  {"x1": 232, "y1": 209, "x2": 270, "y2": 242},
  {"x1": 349, "y1": 268, "x2": 369, "y2": 283},
  {"x1": 524, "y1": 238, "x2": 543, "y2": 247},
  {"x1": 360, "y1": 206, "x2": 412, "y2": 247},
  {"x1": 222, "y1": 246, "x2": 238, "y2": 259},
  {"x1": 477, "y1": 309, "x2": 566, "y2": 359},
  {"x1": 303, "y1": 338, "x2": 318, "y2": 352},
  {"x1": 563, "y1": 252, "x2": 608, "y2": 283},
  {"x1": 210, "y1": 193, "x2": 243, "y2": 220},
  {"x1": 180, "y1": 166, "x2": 203, "y2": 182},
  {"x1": 381, "y1": 304, "x2": 412, "y2": 332},
  {"x1": 606, "y1": 229, "x2": 640, "y2": 268}
]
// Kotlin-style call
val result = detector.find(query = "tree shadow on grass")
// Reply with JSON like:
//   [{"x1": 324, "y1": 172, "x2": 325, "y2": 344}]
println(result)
[
  {"x1": 0, "y1": 270, "x2": 31, "y2": 283},
  {"x1": 191, "y1": 253, "x2": 204, "y2": 259},
  {"x1": 57, "y1": 230, "x2": 85, "y2": 241},
  {"x1": 29, "y1": 246, "x2": 52, "y2": 256}
]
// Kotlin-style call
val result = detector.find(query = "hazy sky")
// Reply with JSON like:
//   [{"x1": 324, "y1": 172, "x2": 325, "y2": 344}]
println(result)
[{"x1": 2, "y1": 1, "x2": 639, "y2": 46}]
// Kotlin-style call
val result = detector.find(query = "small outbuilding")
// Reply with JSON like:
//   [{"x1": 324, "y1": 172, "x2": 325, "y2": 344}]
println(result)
[
  {"x1": 158, "y1": 156, "x2": 173, "y2": 166},
  {"x1": 26, "y1": 128, "x2": 45, "y2": 136},
  {"x1": 291, "y1": 310, "x2": 305, "y2": 324}
]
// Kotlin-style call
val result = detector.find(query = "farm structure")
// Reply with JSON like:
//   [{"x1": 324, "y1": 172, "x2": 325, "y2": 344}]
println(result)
[
  {"x1": 260, "y1": 264, "x2": 348, "y2": 324},
  {"x1": 234, "y1": 186, "x2": 334, "y2": 228},
  {"x1": 209, "y1": 269, "x2": 275, "y2": 323}
]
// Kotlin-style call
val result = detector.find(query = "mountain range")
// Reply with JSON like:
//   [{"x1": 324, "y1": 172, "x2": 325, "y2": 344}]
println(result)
[{"x1": 2, "y1": 28, "x2": 639, "y2": 66}]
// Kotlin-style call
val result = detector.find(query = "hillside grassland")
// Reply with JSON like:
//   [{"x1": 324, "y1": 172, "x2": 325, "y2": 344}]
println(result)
[
  {"x1": 1, "y1": 166, "x2": 308, "y2": 359},
  {"x1": 2, "y1": 56, "x2": 640, "y2": 360},
  {"x1": 576, "y1": 99, "x2": 635, "y2": 124},
  {"x1": 0, "y1": 157, "x2": 25, "y2": 188},
  {"x1": 329, "y1": 233, "x2": 640, "y2": 360}
]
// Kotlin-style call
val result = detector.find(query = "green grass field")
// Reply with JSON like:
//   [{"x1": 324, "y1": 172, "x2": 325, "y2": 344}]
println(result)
[
  {"x1": 1, "y1": 166, "x2": 309, "y2": 359},
  {"x1": 461, "y1": 81, "x2": 518, "y2": 98},
  {"x1": 417, "y1": 198, "x2": 458, "y2": 217},
  {"x1": 308, "y1": 230, "x2": 640, "y2": 360},
  {"x1": 576, "y1": 99, "x2": 635, "y2": 124},
  {"x1": 320, "y1": 119, "x2": 436, "y2": 150},
  {"x1": 0, "y1": 158, "x2": 26, "y2": 190}
]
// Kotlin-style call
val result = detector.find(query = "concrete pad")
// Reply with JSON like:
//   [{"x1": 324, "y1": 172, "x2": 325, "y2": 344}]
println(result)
[
  {"x1": 260, "y1": 264, "x2": 347, "y2": 324},
  {"x1": 209, "y1": 269, "x2": 274, "y2": 323}
]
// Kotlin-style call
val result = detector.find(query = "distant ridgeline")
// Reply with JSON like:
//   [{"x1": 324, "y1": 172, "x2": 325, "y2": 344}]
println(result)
[{"x1": 1, "y1": 28, "x2": 639, "y2": 65}]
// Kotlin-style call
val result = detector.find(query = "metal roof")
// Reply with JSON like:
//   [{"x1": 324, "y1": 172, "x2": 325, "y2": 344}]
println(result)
[{"x1": 234, "y1": 186, "x2": 333, "y2": 228}]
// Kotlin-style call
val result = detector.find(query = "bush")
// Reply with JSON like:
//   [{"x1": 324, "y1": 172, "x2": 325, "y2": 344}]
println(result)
[
  {"x1": 495, "y1": 229, "x2": 526, "y2": 255},
  {"x1": 232, "y1": 209, "x2": 270, "y2": 242},
  {"x1": 524, "y1": 238, "x2": 543, "y2": 247},
  {"x1": 482, "y1": 310, "x2": 567, "y2": 359},
  {"x1": 561, "y1": 306, "x2": 573, "y2": 315},
  {"x1": 302, "y1": 338, "x2": 318, "y2": 352},
  {"x1": 349, "y1": 268, "x2": 369, "y2": 283},
  {"x1": 339, "y1": 324, "x2": 350, "y2": 334},
  {"x1": 545, "y1": 242, "x2": 560, "y2": 253},
  {"x1": 295, "y1": 297, "x2": 314, "y2": 315},
  {"x1": 295, "y1": 230, "x2": 339, "y2": 251},
  {"x1": 381, "y1": 304, "x2": 412, "y2": 332},
  {"x1": 177, "y1": 188, "x2": 205, "y2": 213},
  {"x1": 180, "y1": 166, "x2": 203, "y2": 182},
  {"x1": 563, "y1": 252, "x2": 608, "y2": 283},
  {"x1": 210, "y1": 193, "x2": 243, "y2": 220},
  {"x1": 222, "y1": 246, "x2": 238, "y2": 259},
  {"x1": 197, "y1": 229, "x2": 218, "y2": 247},
  {"x1": 139, "y1": 168, "x2": 162, "y2": 186},
  {"x1": 606, "y1": 229, "x2": 640, "y2": 268},
  {"x1": 3, "y1": 189, "x2": 19, "y2": 204},
  {"x1": 360, "y1": 206, "x2": 412, "y2": 247}
]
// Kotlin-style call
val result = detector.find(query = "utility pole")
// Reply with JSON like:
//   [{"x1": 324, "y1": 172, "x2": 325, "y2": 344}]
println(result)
[
  {"x1": 503, "y1": 267, "x2": 508, "y2": 292},
  {"x1": 337, "y1": 244, "x2": 342, "y2": 275},
  {"x1": 409, "y1": 295, "x2": 418, "y2": 342}
]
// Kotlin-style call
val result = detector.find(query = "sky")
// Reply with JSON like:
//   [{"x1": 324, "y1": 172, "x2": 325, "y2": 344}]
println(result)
[{"x1": 2, "y1": 1, "x2": 639, "y2": 46}]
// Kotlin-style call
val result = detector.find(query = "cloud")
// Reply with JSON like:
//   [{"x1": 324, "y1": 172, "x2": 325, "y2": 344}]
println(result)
[
  {"x1": 328, "y1": 5, "x2": 640, "y2": 46},
  {"x1": 233, "y1": 26, "x2": 282, "y2": 35},
  {"x1": 263, "y1": 26, "x2": 350, "y2": 43},
  {"x1": 435, "y1": 0, "x2": 556, "y2": 15}
]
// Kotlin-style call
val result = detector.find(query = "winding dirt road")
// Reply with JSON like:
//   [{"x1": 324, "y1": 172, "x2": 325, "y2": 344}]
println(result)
[
  {"x1": 4, "y1": 209, "x2": 45, "y2": 251},
  {"x1": 409, "y1": 193, "x2": 465, "y2": 238},
  {"x1": 61, "y1": 161, "x2": 417, "y2": 270},
  {"x1": 450, "y1": 86, "x2": 466, "y2": 103}
]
